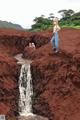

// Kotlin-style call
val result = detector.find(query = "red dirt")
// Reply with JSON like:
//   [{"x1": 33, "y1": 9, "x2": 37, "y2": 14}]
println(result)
[
  {"x1": 59, "y1": 28, "x2": 80, "y2": 54},
  {"x1": 0, "y1": 28, "x2": 51, "y2": 120},
  {"x1": 0, "y1": 28, "x2": 80, "y2": 120},
  {"x1": 23, "y1": 28, "x2": 80, "y2": 59},
  {"x1": 0, "y1": 53, "x2": 19, "y2": 120},
  {"x1": 0, "y1": 29, "x2": 50, "y2": 55},
  {"x1": 0, "y1": 103, "x2": 10, "y2": 114},
  {"x1": 30, "y1": 28, "x2": 80, "y2": 120}
]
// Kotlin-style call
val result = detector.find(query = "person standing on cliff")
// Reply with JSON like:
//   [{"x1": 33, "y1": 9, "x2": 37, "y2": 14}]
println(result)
[{"x1": 51, "y1": 17, "x2": 61, "y2": 53}]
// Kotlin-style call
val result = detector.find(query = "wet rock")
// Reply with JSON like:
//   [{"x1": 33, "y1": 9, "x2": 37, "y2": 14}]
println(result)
[{"x1": 18, "y1": 115, "x2": 48, "y2": 120}]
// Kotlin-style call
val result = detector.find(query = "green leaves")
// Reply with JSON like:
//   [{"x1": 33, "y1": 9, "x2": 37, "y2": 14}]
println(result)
[
  {"x1": 59, "y1": 11, "x2": 80, "y2": 27},
  {"x1": 58, "y1": 9, "x2": 75, "y2": 18},
  {"x1": 31, "y1": 16, "x2": 53, "y2": 31},
  {"x1": 31, "y1": 10, "x2": 80, "y2": 31}
]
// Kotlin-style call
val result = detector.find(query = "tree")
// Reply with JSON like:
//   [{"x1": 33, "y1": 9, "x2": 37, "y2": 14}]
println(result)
[
  {"x1": 33, "y1": 17, "x2": 44, "y2": 23},
  {"x1": 31, "y1": 15, "x2": 52, "y2": 30},
  {"x1": 48, "y1": 13, "x2": 54, "y2": 20},
  {"x1": 40, "y1": 15, "x2": 45, "y2": 18},
  {"x1": 58, "y1": 9, "x2": 75, "y2": 19},
  {"x1": 58, "y1": 9, "x2": 67, "y2": 18},
  {"x1": 67, "y1": 9, "x2": 75, "y2": 16}
]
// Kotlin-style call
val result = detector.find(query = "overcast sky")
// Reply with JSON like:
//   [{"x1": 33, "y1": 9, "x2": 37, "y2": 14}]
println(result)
[{"x1": 0, "y1": 0, "x2": 80, "y2": 28}]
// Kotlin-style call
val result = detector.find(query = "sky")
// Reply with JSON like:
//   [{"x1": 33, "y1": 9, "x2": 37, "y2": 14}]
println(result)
[{"x1": 0, "y1": 0, "x2": 80, "y2": 28}]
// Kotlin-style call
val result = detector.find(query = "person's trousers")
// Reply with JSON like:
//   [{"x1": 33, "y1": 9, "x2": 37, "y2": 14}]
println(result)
[{"x1": 51, "y1": 32, "x2": 58, "y2": 49}]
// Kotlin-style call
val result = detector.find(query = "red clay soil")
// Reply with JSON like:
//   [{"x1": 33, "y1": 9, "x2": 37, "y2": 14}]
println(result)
[
  {"x1": 28, "y1": 28, "x2": 80, "y2": 120},
  {"x1": 59, "y1": 28, "x2": 80, "y2": 54},
  {"x1": 23, "y1": 28, "x2": 80, "y2": 59},
  {"x1": 0, "y1": 53, "x2": 19, "y2": 120},
  {"x1": 0, "y1": 28, "x2": 51, "y2": 120},
  {"x1": 0, "y1": 28, "x2": 80, "y2": 120},
  {"x1": 0, "y1": 28, "x2": 51, "y2": 36},
  {"x1": 0, "y1": 28, "x2": 51, "y2": 55},
  {"x1": 31, "y1": 48, "x2": 80, "y2": 120}
]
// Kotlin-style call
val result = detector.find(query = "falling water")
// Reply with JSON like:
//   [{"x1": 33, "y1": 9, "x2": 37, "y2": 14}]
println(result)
[{"x1": 19, "y1": 63, "x2": 33, "y2": 116}]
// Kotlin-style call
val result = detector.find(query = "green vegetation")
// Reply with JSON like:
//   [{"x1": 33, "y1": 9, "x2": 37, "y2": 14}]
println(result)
[
  {"x1": 31, "y1": 15, "x2": 53, "y2": 31},
  {"x1": 59, "y1": 10, "x2": 80, "y2": 28},
  {"x1": 0, "y1": 10, "x2": 80, "y2": 31},
  {"x1": 0, "y1": 20, "x2": 23, "y2": 29},
  {"x1": 31, "y1": 10, "x2": 80, "y2": 31}
]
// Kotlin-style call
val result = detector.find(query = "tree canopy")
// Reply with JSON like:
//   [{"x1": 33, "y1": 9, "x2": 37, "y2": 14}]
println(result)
[
  {"x1": 31, "y1": 9, "x2": 80, "y2": 31},
  {"x1": 58, "y1": 9, "x2": 75, "y2": 19}
]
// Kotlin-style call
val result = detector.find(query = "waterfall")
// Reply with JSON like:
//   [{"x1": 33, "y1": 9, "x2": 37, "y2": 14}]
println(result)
[
  {"x1": 19, "y1": 63, "x2": 33, "y2": 116},
  {"x1": 14, "y1": 53, "x2": 48, "y2": 120}
]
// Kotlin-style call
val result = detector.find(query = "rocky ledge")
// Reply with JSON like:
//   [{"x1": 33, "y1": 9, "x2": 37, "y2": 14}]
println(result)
[{"x1": 18, "y1": 114, "x2": 48, "y2": 120}]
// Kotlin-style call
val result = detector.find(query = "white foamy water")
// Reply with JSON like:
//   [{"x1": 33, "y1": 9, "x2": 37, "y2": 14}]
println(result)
[
  {"x1": 14, "y1": 53, "x2": 48, "y2": 120},
  {"x1": 19, "y1": 63, "x2": 33, "y2": 116}
]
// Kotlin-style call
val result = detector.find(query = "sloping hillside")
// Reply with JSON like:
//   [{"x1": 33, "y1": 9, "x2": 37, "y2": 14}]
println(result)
[
  {"x1": 0, "y1": 20, "x2": 23, "y2": 29},
  {"x1": 23, "y1": 28, "x2": 80, "y2": 120},
  {"x1": 0, "y1": 28, "x2": 80, "y2": 120}
]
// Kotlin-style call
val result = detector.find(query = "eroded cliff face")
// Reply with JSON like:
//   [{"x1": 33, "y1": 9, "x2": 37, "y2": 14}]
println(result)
[
  {"x1": 0, "y1": 53, "x2": 20, "y2": 120},
  {"x1": 0, "y1": 28, "x2": 51, "y2": 120},
  {"x1": 31, "y1": 46, "x2": 80, "y2": 120},
  {"x1": 29, "y1": 28, "x2": 80, "y2": 120},
  {"x1": 0, "y1": 29, "x2": 51, "y2": 55},
  {"x1": 0, "y1": 28, "x2": 80, "y2": 120}
]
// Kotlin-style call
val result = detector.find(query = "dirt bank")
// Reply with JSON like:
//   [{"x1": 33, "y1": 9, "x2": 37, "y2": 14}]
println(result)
[
  {"x1": 0, "y1": 28, "x2": 80, "y2": 120},
  {"x1": 0, "y1": 28, "x2": 51, "y2": 120},
  {"x1": 30, "y1": 28, "x2": 80, "y2": 120}
]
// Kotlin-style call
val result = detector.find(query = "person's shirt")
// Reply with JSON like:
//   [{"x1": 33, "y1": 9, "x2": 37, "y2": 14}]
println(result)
[{"x1": 53, "y1": 25, "x2": 61, "y2": 33}]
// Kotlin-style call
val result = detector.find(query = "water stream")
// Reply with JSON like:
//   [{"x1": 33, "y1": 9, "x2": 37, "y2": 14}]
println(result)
[
  {"x1": 14, "y1": 53, "x2": 48, "y2": 120},
  {"x1": 19, "y1": 63, "x2": 33, "y2": 116},
  {"x1": 14, "y1": 54, "x2": 33, "y2": 116}
]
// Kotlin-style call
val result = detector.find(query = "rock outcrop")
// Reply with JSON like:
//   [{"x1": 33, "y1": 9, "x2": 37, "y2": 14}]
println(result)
[{"x1": 18, "y1": 115, "x2": 48, "y2": 120}]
